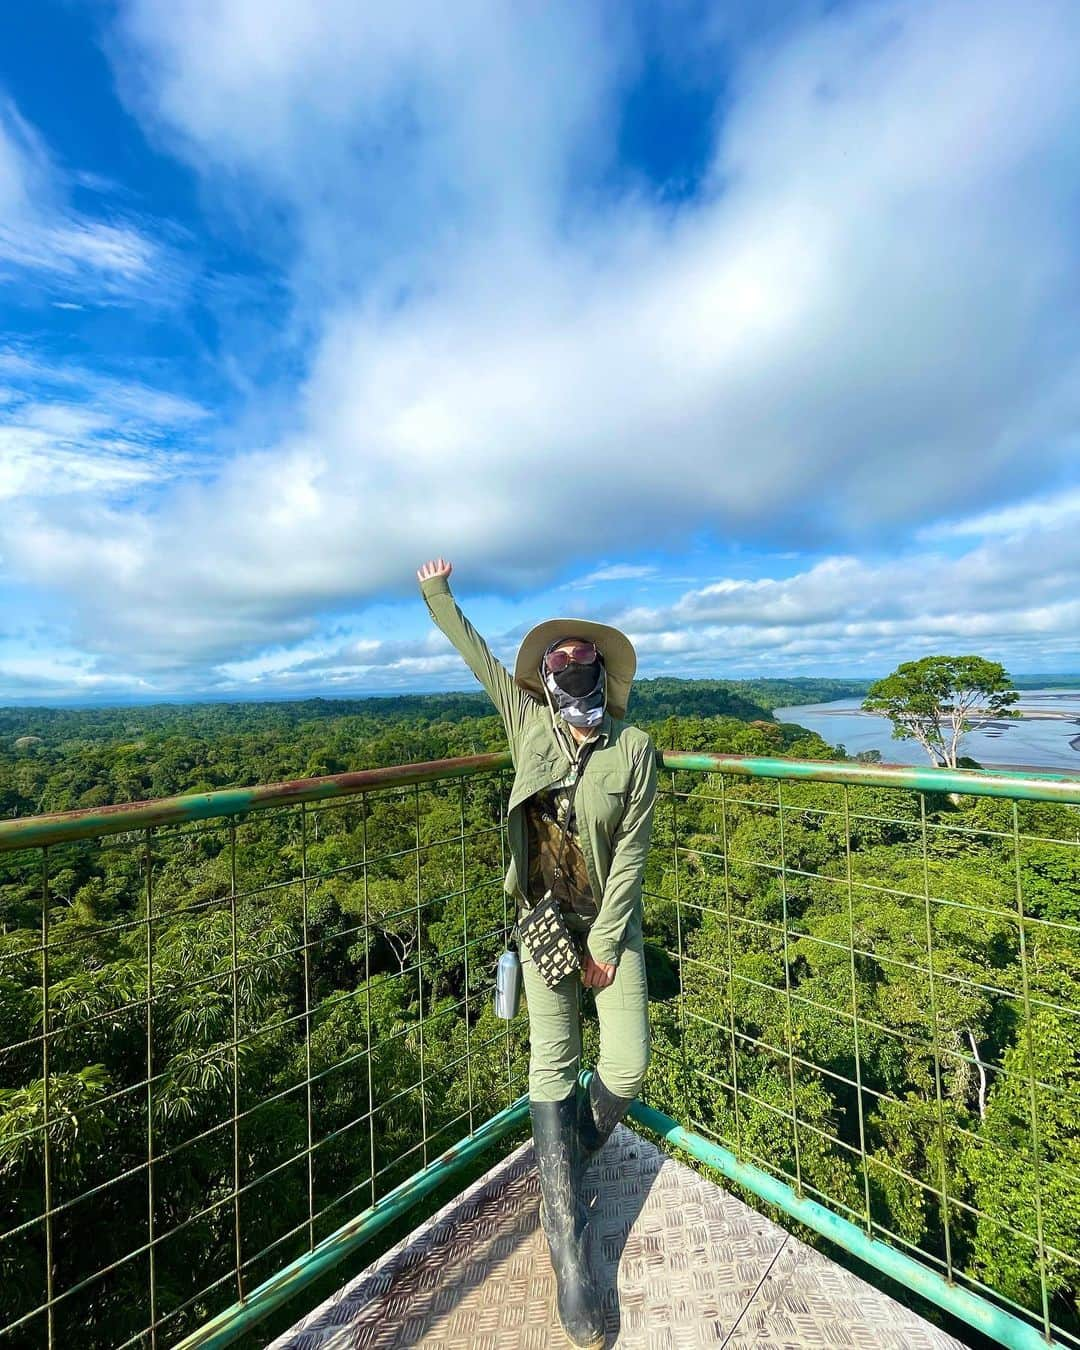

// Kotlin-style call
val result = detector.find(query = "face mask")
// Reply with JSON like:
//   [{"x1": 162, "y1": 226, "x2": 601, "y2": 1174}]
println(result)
[
  {"x1": 552, "y1": 660, "x2": 600, "y2": 698},
  {"x1": 543, "y1": 662, "x2": 606, "y2": 728}
]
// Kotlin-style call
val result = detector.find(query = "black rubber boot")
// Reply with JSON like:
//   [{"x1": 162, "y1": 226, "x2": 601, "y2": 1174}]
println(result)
[
  {"x1": 577, "y1": 1070, "x2": 635, "y2": 1169},
  {"x1": 531, "y1": 1096, "x2": 604, "y2": 1349}
]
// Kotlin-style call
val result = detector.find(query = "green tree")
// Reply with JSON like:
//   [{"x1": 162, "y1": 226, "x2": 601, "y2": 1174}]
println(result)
[
  {"x1": 862, "y1": 656, "x2": 1019, "y2": 769},
  {"x1": 958, "y1": 1004, "x2": 1080, "y2": 1310},
  {"x1": 2, "y1": 687, "x2": 1077, "y2": 1345}
]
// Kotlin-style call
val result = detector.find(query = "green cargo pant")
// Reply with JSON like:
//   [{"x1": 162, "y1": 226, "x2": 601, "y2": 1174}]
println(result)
[{"x1": 521, "y1": 938, "x2": 651, "y2": 1103}]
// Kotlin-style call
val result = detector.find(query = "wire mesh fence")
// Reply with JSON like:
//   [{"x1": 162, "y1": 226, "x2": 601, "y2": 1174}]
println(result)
[
  {"x1": 0, "y1": 760, "x2": 526, "y2": 1349},
  {"x1": 641, "y1": 762, "x2": 1080, "y2": 1349},
  {"x1": 2, "y1": 752, "x2": 1078, "y2": 1348}
]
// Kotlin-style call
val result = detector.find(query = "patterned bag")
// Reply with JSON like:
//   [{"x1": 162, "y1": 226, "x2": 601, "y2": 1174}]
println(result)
[
  {"x1": 517, "y1": 890, "x2": 583, "y2": 988},
  {"x1": 517, "y1": 740, "x2": 598, "y2": 989}
]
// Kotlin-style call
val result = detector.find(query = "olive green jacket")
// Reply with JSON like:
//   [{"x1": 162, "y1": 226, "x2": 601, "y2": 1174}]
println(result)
[{"x1": 419, "y1": 573, "x2": 658, "y2": 965}]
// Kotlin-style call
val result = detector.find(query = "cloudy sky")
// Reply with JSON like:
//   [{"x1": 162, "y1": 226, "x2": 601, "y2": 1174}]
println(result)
[{"x1": 1, "y1": 0, "x2": 1078, "y2": 703}]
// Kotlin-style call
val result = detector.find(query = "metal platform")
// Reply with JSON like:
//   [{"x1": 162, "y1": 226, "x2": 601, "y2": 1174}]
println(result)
[{"x1": 272, "y1": 1126, "x2": 967, "y2": 1349}]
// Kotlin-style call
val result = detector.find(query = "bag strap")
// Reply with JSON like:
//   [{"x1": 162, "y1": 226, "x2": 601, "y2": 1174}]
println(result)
[{"x1": 550, "y1": 736, "x2": 600, "y2": 884}]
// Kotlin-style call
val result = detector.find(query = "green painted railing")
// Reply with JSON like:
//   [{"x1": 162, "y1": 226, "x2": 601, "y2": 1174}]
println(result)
[
  {"x1": 173, "y1": 1094, "x2": 531, "y2": 1350},
  {"x1": 0, "y1": 752, "x2": 1077, "y2": 1348},
  {"x1": 645, "y1": 752, "x2": 1080, "y2": 1350},
  {"x1": 0, "y1": 755, "x2": 523, "y2": 1349}
]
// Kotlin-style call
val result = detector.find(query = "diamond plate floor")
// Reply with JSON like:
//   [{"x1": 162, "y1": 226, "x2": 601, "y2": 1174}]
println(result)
[{"x1": 271, "y1": 1125, "x2": 967, "y2": 1349}]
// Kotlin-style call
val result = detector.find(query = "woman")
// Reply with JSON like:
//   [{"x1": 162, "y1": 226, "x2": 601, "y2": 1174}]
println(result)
[{"x1": 416, "y1": 557, "x2": 657, "y2": 1349}]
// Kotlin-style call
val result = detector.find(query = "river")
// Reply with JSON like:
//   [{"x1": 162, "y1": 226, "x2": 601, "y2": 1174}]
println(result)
[{"x1": 773, "y1": 689, "x2": 1080, "y2": 772}]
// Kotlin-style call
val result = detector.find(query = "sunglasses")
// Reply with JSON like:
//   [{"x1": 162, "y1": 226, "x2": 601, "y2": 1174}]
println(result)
[{"x1": 544, "y1": 641, "x2": 599, "y2": 672}]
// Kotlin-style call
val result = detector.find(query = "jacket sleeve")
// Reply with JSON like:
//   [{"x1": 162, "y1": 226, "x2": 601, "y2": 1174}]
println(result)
[
  {"x1": 418, "y1": 573, "x2": 531, "y2": 747},
  {"x1": 586, "y1": 739, "x2": 658, "y2": 966}
]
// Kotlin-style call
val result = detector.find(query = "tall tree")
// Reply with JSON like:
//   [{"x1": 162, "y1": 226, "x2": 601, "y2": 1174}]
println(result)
[{"x1": 862, "y1": 655, "x2": 1018, "y2": 769}]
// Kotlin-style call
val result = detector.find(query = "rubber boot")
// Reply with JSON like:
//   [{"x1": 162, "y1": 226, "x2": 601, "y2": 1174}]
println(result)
[
  {"x1": 577, "y1": 1070, "x2": 636, "y2": 1170},
  {"x1": 531, "y1": 1096, "x2": 604, "y2": 1349}
]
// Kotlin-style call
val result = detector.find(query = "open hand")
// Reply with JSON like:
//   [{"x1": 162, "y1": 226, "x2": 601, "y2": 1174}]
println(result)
[
  {"x1": 417, "y1": 557, "x2": 453, "y2": 583},
  {"x1": 581, "y1": 955, "x2": 616, "y2": 989}
]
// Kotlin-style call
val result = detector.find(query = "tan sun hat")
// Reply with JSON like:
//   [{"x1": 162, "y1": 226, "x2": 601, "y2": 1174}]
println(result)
[{"x1": 514, "y1": 618, "x2": 637, "y2": 720}]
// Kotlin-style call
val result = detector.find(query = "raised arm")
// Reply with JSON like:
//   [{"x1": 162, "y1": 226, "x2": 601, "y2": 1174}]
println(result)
[{"x1": 416, "y1": 558, "x2": 531, "y2": 746}]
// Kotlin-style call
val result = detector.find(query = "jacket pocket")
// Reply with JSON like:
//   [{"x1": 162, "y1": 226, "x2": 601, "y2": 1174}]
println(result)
[{"x1": 585, "y1": 771, "x2": 632, "y2": 842}]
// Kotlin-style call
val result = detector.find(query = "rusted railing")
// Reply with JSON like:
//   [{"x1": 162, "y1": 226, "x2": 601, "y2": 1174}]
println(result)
[{"x1": 1, "y1": 751, "x2": 1078, "y2": 1348}]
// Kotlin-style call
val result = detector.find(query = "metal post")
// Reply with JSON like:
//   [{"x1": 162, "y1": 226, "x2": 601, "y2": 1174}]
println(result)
[
  {"x1": 843, "y1": 786, "x2": 873, "y2": 1236},
  {"x1": 919, "y1": 792, "x2": 955, "y2": 1283},
  {"x1": 145, "y1": 828, "x2": 159, "y2": 1346},
  {"x1": 41, "y1": 848, "x2": 55, "y2": 1350}
]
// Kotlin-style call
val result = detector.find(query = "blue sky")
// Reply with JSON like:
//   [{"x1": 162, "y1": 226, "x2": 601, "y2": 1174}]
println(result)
[{"x1": 1, "y1": 0, "x2": 1079, "y2": 703}]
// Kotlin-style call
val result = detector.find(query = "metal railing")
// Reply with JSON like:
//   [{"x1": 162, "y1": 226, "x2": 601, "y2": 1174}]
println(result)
[
  {"x1": 645, "y1": 752, "x2": 1080, "y2": 1350},
  {"x1": 1, "y1": 751, "x2": 1078, "y2": 1348},
  {"x1": 0, "y1": 755, "x2": 526, "y2": 1349}
]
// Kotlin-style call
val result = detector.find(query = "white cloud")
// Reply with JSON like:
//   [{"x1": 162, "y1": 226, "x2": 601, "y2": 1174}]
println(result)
[
  {"x1": 0, "y1": 641, "x2": 156, "y2": 697},
  {"x1": 560, "y1": 562, "x2": 661, "y2": 591},
  {"x1": 569, "y1": 564, "x2": 660, "y2": 587},
  {"x1": 0, "y1": 352, "x2": 210, "y2": 505},
  {"x1": 0, "y1": 218, "x2": 155, "y2": 281},
  {"x1": 0, "y1": 431, "x2": 159, "y2": 501},
  {"x1": 113, "y1": 1, "x2": 626, "y2": 290},
  {"x1": 918, "y1": 487, "x2": 1080, "y2": 540},
  {"x1": 2, "y1": 0, "x2": 1080, "y2": 690},
  {"x1": 0, "y1": 99, "x2": 50, "y2": 217},
  {"x1": 57, "y1": 480, "x2": 1069, "y2": 698},
  {"x1": 598, "y1": 484, "x2": 1080, "y2": 674},
  {"x1": 0, "y1": 97, "x2": 177, "y2": 302}
]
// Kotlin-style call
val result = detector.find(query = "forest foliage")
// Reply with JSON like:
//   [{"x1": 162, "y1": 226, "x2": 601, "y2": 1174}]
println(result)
[{"x1": 0, "y1": 682, "x2": 1077, "y2": 1347}]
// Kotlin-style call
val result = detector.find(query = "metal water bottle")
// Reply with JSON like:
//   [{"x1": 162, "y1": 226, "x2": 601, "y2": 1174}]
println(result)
[{"x1": 494, "y1": 945, "x2": 522, "y2": 1020}]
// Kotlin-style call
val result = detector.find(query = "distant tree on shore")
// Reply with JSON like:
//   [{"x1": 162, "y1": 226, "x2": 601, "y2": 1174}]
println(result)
[{"x1": 862, "y1": 655, "x2": 1019, "y2": 770}]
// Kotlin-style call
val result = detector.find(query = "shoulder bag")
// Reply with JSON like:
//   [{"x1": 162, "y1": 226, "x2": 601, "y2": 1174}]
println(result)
[{"x1": 517, "y1": 739, "x2": 599, "y2": 989}]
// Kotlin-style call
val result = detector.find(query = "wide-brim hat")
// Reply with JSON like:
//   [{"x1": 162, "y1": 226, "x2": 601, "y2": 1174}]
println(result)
[{"x1": 514, "y1": 618, "x2": 637, "y2": 720}]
